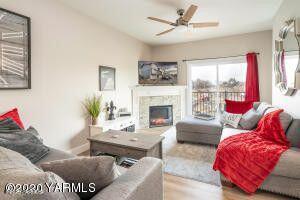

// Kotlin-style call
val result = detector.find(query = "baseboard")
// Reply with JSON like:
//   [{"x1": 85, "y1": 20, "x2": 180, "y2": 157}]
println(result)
[{"x1": 67, "y1": 143, "x2": 89, "y2": 155}]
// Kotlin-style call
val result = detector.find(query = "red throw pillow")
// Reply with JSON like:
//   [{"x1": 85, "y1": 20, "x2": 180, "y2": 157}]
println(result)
[
  {"x1": 0, "y1": 108, "x2": 25, "y2": 129},
  {"x1": 225, "y1": 100, "x2": 254, "y2": 114}
]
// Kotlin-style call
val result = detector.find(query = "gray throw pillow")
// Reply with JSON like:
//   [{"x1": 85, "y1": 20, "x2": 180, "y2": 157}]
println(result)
[
  {"x1": 27, "y1": 126, "x2": 44, "y2": 143},
  {"x1": 265, "y1": 107, "x2": 293, "y2": 133},
  {"x1": 252, "y1": 102, "x2": 261, "y2": 110},
  {"x1": 286, "y1": 119, "x2": 300, "y2": 147},
  {"x1": 40, "y1": 156, "x2": 120, "y2": 199},
  {"x1": 0, "y1": 119, "x2": 49, "y2": 163},
  {"x1": 0, "y1": 146, "x2": 80, "y2": 200},
  {"x1": 239, "y1": 108, "x2": 262, "y2": 130},
  {"x1": 0, "y1": 118, "x2": 21, "y2": 133}
]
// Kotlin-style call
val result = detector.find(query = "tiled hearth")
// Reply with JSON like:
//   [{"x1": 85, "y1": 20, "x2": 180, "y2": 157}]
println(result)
[{"x1": 131, "y1": 86, "x2": 186, "y2": 128}]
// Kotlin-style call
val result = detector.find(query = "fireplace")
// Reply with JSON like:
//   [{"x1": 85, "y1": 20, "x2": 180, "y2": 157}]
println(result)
[{"x1": 149, "y1": 105, "x2": 173, "y2": 128}]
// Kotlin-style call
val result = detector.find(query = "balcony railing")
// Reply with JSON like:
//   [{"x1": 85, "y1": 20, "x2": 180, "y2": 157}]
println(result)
[{"x1": 192, "y1": 91, "x2": 245, "y2": 117}]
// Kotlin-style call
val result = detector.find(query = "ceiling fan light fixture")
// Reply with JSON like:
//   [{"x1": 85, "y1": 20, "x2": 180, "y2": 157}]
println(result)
[
  {"x1": 177, "y1": 25, "x2": 187, "y2": 32},
  {"x1": 187, "y1": 25, "x2": 195, "y2": 32},
  {"x1": 148, "y1": 4, "x2": 219, "y2": 36}
]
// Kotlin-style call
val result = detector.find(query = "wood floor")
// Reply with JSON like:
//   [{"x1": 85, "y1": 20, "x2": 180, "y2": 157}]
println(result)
[{"x1": 164, "y1": 174, "x2": 294, "y2": 200}]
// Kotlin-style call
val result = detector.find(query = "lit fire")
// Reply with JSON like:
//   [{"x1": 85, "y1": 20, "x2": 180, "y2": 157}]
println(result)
[{"x1": 151, "y1": 118, "x2": 167, "y2": 125}]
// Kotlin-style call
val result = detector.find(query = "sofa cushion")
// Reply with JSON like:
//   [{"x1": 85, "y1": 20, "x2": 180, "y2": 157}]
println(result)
[
  {"x1": 265, "y1": 108, "x2": 293, "y2": 133},
  {"x1": 239, "y1": 108, "x2": 262, "y2": 130},
  {"x1": 220, "y1": 127, "x2": 251, "y2": 142},
  {"x1": 176, "y1": 116, "x2": 222, "y2": 135},
  {"x1": 286, "y1": 119, "x2": 300, "y2": 148},
  {"x1": 90, "y1": 157, "x2": 163, "y2": 200},
  {"x1": 40, "y1": 156, "x2": 120, "y2": 199},
  {"x1": 0, "y1": 146, "x2": 80, "y2": 200},
  {"x1": 35, "y1": 147, "x2": 76, "y2": 166},
  {"x1": 272, "y1": 148, "x2": 300, "y2": 179}
]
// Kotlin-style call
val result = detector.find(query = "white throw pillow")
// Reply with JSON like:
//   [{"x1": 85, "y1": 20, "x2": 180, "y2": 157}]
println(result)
[{"x1": 221, "y1": 111, "x2": 242, "y2": 128}]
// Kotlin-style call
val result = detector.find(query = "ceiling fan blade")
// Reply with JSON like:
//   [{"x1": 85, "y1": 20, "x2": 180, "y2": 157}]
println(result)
[
  {"x1": 156, "y1": 28, "x2": 175, "y2": 36},
  {"x1": 148, "y1": 17, "x2": 175, "y2": 26},
  {"x1": 182, "y1": 5, "x2": 198, "y2": 22},
  {"x1": 190, "y1": 22, "x2": 219, "y2": 28}
]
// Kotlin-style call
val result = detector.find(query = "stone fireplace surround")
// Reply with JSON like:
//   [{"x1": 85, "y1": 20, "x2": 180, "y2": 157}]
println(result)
[{"x1": 131, "y1": 86, "x2": 186, "y2": 129}]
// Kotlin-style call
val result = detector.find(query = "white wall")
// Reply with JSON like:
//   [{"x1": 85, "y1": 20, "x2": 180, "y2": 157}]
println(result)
[
  {"x1": 151, "y1": 31, "x2": 273, "y2": 103},
  {"x1": 0, "y1": 0, "x2": 151, "y2": 151},
  {"x1": 272, "y1": 0, "x2": 300, "y2": 118}
]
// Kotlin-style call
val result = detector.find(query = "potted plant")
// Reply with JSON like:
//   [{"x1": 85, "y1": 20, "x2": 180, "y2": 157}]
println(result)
[{"x1": 83, "y1": 95, "x2": 102, "y2": 125}]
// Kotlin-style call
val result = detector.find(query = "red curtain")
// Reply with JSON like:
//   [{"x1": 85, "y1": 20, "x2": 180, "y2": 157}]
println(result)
[{"x1": 245, "y1": 52, "x2": 260, "y2": 102}]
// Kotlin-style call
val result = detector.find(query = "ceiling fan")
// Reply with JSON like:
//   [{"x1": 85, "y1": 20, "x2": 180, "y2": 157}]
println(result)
[{"x1": 148, "y1": 5, "x2": 219, "y2": 36}]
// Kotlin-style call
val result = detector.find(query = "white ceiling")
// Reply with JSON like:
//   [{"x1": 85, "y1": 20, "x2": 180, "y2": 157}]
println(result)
[{"x1": 58, "y1": 0, "x2": 283, "y2": 46}]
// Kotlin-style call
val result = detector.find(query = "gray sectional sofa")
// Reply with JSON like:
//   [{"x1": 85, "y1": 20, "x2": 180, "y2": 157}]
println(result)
[
  {"x1": 62, "y1": 152, "x2": 163, "y2": 200},
  {"x1": 1, "y1": 147, "x2": 163, "y2": 200},
  {"x1": 176, "y1": 102, "x2": 300, "y2": 198}
]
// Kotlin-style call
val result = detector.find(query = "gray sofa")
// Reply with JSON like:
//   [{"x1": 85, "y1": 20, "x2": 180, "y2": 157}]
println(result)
[
  {"x1": 176, "y1": 102, "x2": 300, "y2": 198},
  {"x1": 2, "y1": 147, "x2": 163, "y2": 200}
]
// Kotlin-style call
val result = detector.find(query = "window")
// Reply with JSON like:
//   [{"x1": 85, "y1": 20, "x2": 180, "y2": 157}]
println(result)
[{"x1": 187, "y1": 57, "x2": 247, "y2": 116}]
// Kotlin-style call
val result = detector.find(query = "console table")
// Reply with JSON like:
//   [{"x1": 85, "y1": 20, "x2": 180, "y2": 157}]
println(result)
[{"x1": 89, "y1": 116, "x2": 135, "y2": 137}]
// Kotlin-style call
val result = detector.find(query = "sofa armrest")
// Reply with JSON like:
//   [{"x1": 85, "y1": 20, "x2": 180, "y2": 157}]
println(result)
[{"x1": 91, "y1": 157, "x2": 163, "y2": 200}]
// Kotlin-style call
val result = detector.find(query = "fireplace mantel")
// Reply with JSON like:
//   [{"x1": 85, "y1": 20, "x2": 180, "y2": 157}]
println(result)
[{"x1": 131, "y1": 85, "x2": 186, "y2": 128}]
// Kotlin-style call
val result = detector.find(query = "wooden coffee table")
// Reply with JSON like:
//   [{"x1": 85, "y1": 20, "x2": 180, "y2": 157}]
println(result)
[{"x1": 87, "y1": 130, "x2": 164, "y2": 160}]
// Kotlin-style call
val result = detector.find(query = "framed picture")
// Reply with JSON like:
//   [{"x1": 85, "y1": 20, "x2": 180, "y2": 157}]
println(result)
[
  {"x1": 99, "y1": 66, "x2": 115, "y2": 91},
  {"x1": 0, "y1": 7, "x2": 31, "y2": 89}
]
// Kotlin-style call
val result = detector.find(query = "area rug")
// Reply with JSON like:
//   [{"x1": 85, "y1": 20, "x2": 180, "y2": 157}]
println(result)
[{"x1": 148, "y1": 126, "x2": 221, "y2": 186}]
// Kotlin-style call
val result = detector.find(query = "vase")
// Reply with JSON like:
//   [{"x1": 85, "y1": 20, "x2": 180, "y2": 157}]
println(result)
[{"x1": 91, "y1": 117, "x2": 99, "y2": 125}]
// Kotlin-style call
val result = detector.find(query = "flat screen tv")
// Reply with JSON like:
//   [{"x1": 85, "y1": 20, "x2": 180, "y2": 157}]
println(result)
[{"x1": 138, "y1": 61, "x2": 178, "y2": 85}]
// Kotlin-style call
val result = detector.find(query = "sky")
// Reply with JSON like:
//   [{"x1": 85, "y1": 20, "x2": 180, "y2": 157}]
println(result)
[{"x1": 191, "y1": 63, "x2": 247, "y2": 84}]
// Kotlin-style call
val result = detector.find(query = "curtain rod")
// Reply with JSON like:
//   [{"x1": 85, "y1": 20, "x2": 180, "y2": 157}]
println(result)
[{"x1": 182, "y1": 52, "x2": 260, "y2": 62}]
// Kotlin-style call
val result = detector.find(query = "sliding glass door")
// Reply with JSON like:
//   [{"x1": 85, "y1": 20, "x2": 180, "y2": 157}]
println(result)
[
  {"x1": 191, "y1": 64, "x2": 217, "y2": 117},
  {"x1": 187, "y1": 57, "x2": 247, "y2": 116}
]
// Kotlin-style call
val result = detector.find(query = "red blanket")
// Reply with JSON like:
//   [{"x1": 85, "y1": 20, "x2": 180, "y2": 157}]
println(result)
[{"x1": 213, "y1": 109, "x2": 290, "y2": 194}]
